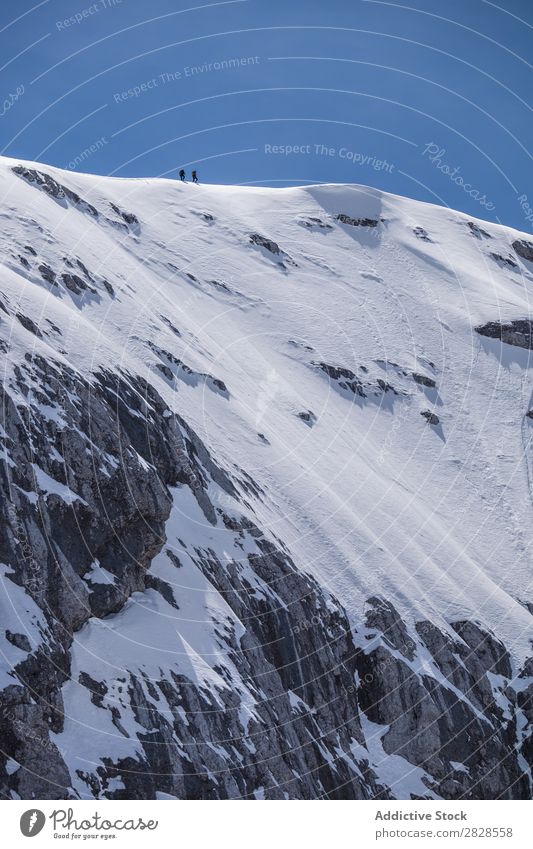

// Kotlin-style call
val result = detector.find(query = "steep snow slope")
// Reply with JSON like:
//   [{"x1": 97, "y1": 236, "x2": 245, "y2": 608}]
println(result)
[{"x1": 1, "y1": 156, "x2": 533, "y2": 800}]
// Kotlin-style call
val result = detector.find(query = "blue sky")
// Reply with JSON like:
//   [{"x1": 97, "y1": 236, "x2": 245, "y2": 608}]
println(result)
[{"x1": 1, "y1": 0, "x2": 532, "y2": 230}]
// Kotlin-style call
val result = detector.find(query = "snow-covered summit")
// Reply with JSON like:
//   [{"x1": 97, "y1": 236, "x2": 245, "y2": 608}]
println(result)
[{"x1": 1, "y1": 156, "x2": 533, "y2": 800}]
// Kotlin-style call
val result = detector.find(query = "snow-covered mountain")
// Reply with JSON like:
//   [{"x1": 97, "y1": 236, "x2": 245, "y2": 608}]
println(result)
[{"x1": 1, "y1": 156, "x2": 533, "y2": 800}]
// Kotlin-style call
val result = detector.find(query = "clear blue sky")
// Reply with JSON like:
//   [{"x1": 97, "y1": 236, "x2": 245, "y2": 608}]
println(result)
[{"x1": 1, "y1": 0, "x2": 532, "y2": 230}]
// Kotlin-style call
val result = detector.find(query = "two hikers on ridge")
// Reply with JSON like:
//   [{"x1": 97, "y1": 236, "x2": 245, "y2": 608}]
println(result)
[{"x1": 179, "y1": 169, "x2": 198, "y2": 183}]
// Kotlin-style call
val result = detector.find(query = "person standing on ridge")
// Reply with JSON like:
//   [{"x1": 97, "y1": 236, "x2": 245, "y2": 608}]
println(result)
[
  {"x1": 191, "y1": 170, "x2": 199, "y2": 183},
  {"x1": 179, "y1": 169, "x2": 185, "y2": 181}
]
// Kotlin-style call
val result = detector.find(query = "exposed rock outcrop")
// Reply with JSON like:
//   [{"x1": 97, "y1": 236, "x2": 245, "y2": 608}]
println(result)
[
  {"x1": 0, "y1": 349, "x2": 529, "y2": 800},
  {"x1": 336, "y1": 213, "x2": 381, "y2": 227},
  {"x1": 12, "y1": 166, "x2": 99, "y2": 217},
  {"x1": 413, "y1": 372, "x2": 436, "y2": 388},
  {"x1": 513, "y1": 239, "x2": 533, "y2": 262},
  {"x1": 476, "y1": 319, "x2": 533, "y2": 349}
]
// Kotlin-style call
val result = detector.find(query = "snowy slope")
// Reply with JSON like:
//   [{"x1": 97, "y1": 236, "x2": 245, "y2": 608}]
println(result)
[{"x1": 1, "y1": 156, "x2": 533, "y2": 800}]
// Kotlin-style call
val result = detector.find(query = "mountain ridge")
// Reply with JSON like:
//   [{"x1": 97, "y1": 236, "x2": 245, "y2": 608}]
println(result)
[{"x1": 1, "y1": 155, "x2": 533, "y2": 799}]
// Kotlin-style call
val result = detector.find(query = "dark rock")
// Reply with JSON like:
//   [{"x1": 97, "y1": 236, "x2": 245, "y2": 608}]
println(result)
[
  {"x1": 357, "y1": 645, "x2": 443, "y2": 771},
  {"x1": 358, "y1": 611, "x2": 530, "y2": 799},
  {"x1": 467, "y1": 221, "x2": 491, "y2": 239},
  {"x1": 365, "y1": 598, "x2": 416, "y2": 660},
  {"x1": 317, "y1": 363, "x2": 356, "y2": 381},
  {"x1": 166, "y1": 550, "x2": 182, "y2": 569},
  {"x1": 209, "y1": 279, "x2": 231, "y2": 292},
  {"x1": 211, "y1": 378, "x2": 227, "y2": 393},
  {"x1": 38, "y1": 264, "x2": 57, "y2": 285},
  {"x1": 145, "y1": 574, "x2": 179, "y2": 608},
  {"x1": 110, "y1": 203, "x2": 140, "y2": 228},
  {"x1": 413, "y1": 226, "x2": 432, "y2": 242},
  {"x1": 476, "y1": 319, "x2": 533, "y2": 349},
  {"x1": 16, "y1": 314, "x2": 42, "y2": 338},
  {"x1": 451, "y1": 621, "x2": 511, "y2": 678},
  {"x1": 61, "y1": 273, "x2": 96, "y2": 295},
  {"x1": 299, "y1": 216, "x2": 333, "y2": 230},
  {"x1": 513, "y1": 239, "x2": 533, "y2": 262},
  {"x1": 413, "y1": 372, "x2": 436, "y2": 388},
  {"x1": 156, "y1": 362, "x2": 174, "y2": 381},
  {"x1": 161, "y1": 316, "x2": 181, "y2": 336},
  {"x1": 314, "y1": 361, "x2": 366, "y2": 397},
  {"x1": 519, "y1": 657, "x2": 533, "y2": 678},
  {"x1": 79, "y1": 672, "x2": 108, "y2": 707},
  {"x1": 0, "y1": 684, "x2": 72, "y2": 799},
  {"x1": 12, "y1": 165, "x2": 98, "y2": 217},
  {"x1": 76, "y1": 258, "x2": 93, "y2": 280},
  {"x1": 297, "y1": 410, "x2": 316, "y2": 426},
  {"x1": 249, "y1": 233, "x2": 281, "y2": 254},
  {"x1": 46, "y1": 319, "x2": 62, "y2": 335},
  {"x1": 336, "y1": 213, "x2": 380, "y2": 227},
  {"x1": 5, "y1": 631, "x2": 31, "y2": 652},
  {"x1": 490, "y1": 252, "x2": 518, "y2": 269},
  {"x1": 421, "y1": 410, "x2": 439, "y2": 425},
  {"x1": 150, "y1": 342, "x2": 228, "y2": 395},
  {"x1": 249, "y1": 233, "x2": 297, "y2": 267}
]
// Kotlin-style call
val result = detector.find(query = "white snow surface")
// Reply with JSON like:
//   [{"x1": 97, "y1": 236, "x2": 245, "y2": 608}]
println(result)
[
  {"x1": 1, "y1": 156, "x2": 533, "y2": 661},
  {"x1": 2, "y1": 156, "x2": 533, "y2": 797}
]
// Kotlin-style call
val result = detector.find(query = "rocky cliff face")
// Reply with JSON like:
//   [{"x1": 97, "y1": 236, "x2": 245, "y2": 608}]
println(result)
[
  {"x1": 1, "y1": 159, "x2": 533, "y2": 799},
  {"x1": 2, "y1": 351, "x2": 531, "y2": 801}
]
